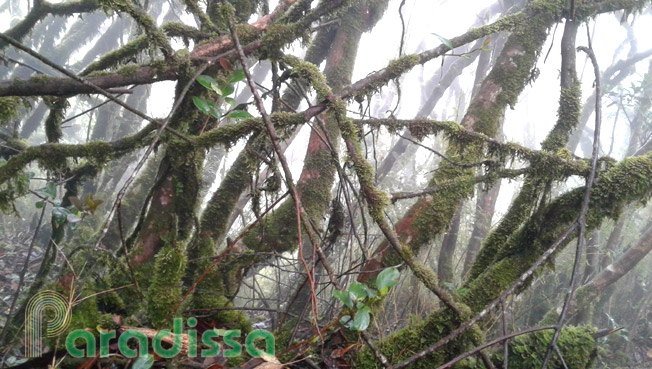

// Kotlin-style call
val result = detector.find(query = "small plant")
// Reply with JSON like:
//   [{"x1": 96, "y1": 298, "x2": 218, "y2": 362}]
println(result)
[
  {"x1": 192, "y1": 67, "x2": 253, "y2": 122},
  {"x1": 35, "y1": 182, "x2": 103, "y2": 229},
  {"x1": 333, "y1": 267, "x2": 400, "y2": 331}
]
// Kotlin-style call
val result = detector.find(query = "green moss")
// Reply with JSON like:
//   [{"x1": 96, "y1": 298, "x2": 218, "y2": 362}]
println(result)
[
  {"x1": 0, "y1": 97, "x2": 24, "y2": 126},
  {"x1": 43, "y1": 97, "x2": 69, "y2": 143},
  {"x1": 282, "y1": 54, "x2": 332, "y2": 100},
  {"x1": 0, "y1": 169, "x2": 31, "y2": 214},
  {"x1": 98, "y1": 314, "x2": 121, "y2": 330},
  {"x1": 500, "y1": 326, "x2": 597, "y2": 369},
  {"x1": 356, "y1": 306, "x2": 482, "y2": 369},
  {"x1": 181, "y1": 0, "x2": 219, "y2": 33},
  {"x1": 188, "y1": 235, "x2": 251, "y2": 332},
  {"x1": 380, "y1": 2, "x2": 556, "y2": 270},
  {"x1": 467, "y1": 177, "x2": 545, "y2": 281},
  {"x1": 81, "y1": 36, "x2": 149, "y2": 76},
  {"x1": 542, "y1": 84, "x2": 582, "y2": 152},
  {"x1": 145, "y1": 220, "x2": 186, "y2": 328},
  {"x1": 353, "y1": 54, "x2": 420, "y2": 99},
  {"x1": 99, "y1": 0, "x2": 173, "y2": 56},
  {"x1": 162, "y1": 21, "x2": 210, "y2": 46},
  {"x1": 258, "y1": 23, "x2": 308, "y2": 59},
  {"x1": 461, "y1": 153, "x2": 652, "y2": 313}
]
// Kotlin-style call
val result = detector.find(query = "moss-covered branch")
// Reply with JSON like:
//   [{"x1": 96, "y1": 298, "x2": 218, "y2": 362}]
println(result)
[
  {"x1": 468, "y1": 18, "x2": 581, "y2": 281},
  {"x1": 98, "y1": 0, "x2": 173, "y2": 57},
  {"x1": 0, "y1": 66, "x2": 178, "y2": 97},
  {"x1": 359, "y1": 3, "x2": 556, "y2": 280},
  {"x1": 0, "y1": 0, "x2": 100, "y2": 51},
  {"x1": 0, "y1": 122, "x2": 156, "y2": 186}
]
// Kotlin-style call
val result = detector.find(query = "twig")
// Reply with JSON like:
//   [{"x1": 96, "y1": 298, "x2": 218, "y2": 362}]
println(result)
[
  {"x1": 92, "y1": 56, "x2": 213, "y2": 255},
  {"x1": 397, "y1": 133, "x2": 494, "y2": 169},
  {"x1": 72, "y1": 284, "x2": 134, "y2": 305},
  {"x1": 0, "y1": 206, "x2": 47, "y2": 347},
  {"x1": 0, "y1": 32, "x2": 189, "y2": 142},
  {"x1": 391, "y1": 223, "x2": 578, "y2": 369},
  {"x1": 117, "y1": 203, "x2": 144, "y2": 301},
  {"x1": 224, "y1": 2, "x2": 323, "y2": 336},
  {"x1": 540, "y1": 43, "x2": 602, "y2": 369},
  {"x1": 167, "y1": 192, "x2": 290, "y2": 319},
  {"x1": 435, "y1": 326, "x2": 557, "y2": 369}
]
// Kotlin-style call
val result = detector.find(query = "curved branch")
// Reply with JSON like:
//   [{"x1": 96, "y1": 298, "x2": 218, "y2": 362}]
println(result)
[
  {"x1": 0, "y1": 122, "x2": 156, "y2": 186},
  {"x1": 0, "y1": 0, "x2": 100, "y2": 51}
]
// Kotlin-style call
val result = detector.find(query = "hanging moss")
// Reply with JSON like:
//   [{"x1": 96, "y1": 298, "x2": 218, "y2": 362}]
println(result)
[
  {"x1": 0, "y1": 97, "x2": 25, "y2": 126},
  {"x1": 98, "y1": 0, "x2": 173, "y2": 57},
  {"x1": 80, "y1": 35, "x2": 149, "y2": 76},
  {"x1": 162, "y1": 21, "x2": 210, "y2": 46},
  {"x1": 43, "y1": 96, "x2": 69, "y2": 143},
  {"x1": 377, "y1": 2, "x2": 557, "y2": 270},
  {"x1": 282, "y1": 54, "x2": 332, "y2": 100}
]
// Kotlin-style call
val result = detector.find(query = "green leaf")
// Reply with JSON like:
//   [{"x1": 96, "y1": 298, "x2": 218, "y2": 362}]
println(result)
[
  {"x1": 228, "y1": 110, "x2": 253, "y2": 119},
  {"x1": 52, "y1": 207, "x2": 68, "y2": 224},
  {"x1": 66, "y1": 213, "x2": 82, "y2": 223},
  {"x1": 197, "y1": 75, "x2": 219, "y2": 91},
  {"x1": 363, "y1": 285, "x2": 377, "y2": 298},
  {"x1": 224, "y1": 97, "x2": 236, "y2": 108},
  {"x1": 333, "y1": 290, "x2": 353, "y2": 308},
  {"x1": 375, "y1": 267, "x2": 400, "y2": 291},
  {"x1": 340, "y1": 315, "x2": 354, "y2": 329},
  {"x1": 378, "y1": 286, "x2": 389, "y2": 296},
  {"x1": 35, "y1": 201, "x2": 44, "y2": 209},
  {"x1": 432, "y1": 33, "x2": 454, "y2": 50},
  {"x1": 132, "y1": 354, "x2": 154, "y2": 369},
  {"x1": 192, "y1": 96, "x2": 214, "y2": 115},
  {"x1": 210, "y1": 106, "x2": 222, "y2": 119},
  {"x1": 353, "y1": 307, "x2": 371, "y2": 331},
  {"x1": 44, "y1": 181, "x2": 57, "y2": 199},
  {"x1": 349, "y1": 282, "x2": 367, "y2": 301},
  {"x1": 222, "y1": 84, "x2": 235, "y2": 96},
  {"x1": 230, "y1": 69, "x2": 246, "y2": 83}
]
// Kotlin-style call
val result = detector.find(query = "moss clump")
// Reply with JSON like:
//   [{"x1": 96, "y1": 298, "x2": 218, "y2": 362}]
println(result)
[
  {"x1": 99, "y1": 0, "x2": 173, "y2": 57},
  {"x1": 0, "y1": 97, "x2": 25, "y2": 126},
  {"x1": 43, "y1": 97, "x2": 69, "y2": 143},
  {"x1": 500, "y1": 326, "x2": 597, "y2": 368},
  {"x1": 188, "y1": 236, "x2": 251, "y2": 332},
  {"x1": 98, "y1": 313, "x2": 121, "y2": 330},
  {"x1": 356, "y1": 306, "x2": 483, "y2": 369},
  {"x1": 145, "y1": 222, "x2": 186, "y2": 328},
  {"x1": 282, "y1": 54, "x2": 333, "y2": 100},
  {"x1": 541, "y1": 84, "x2": 582, "y2": 152},
  {"x1": 0, "y1": 169, "x2": 31, "y2": 214},
  {"x1": 81, "y1": 35, "x2": 149, "y2": 76},
  {"x1": 162, "y1": 21, "x2": 210, "y2": 46}
]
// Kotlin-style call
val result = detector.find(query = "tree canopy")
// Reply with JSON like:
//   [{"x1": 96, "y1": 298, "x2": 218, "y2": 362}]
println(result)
[{"x1": 2, "y1": 0, "x2": 652, "y2": 368}]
